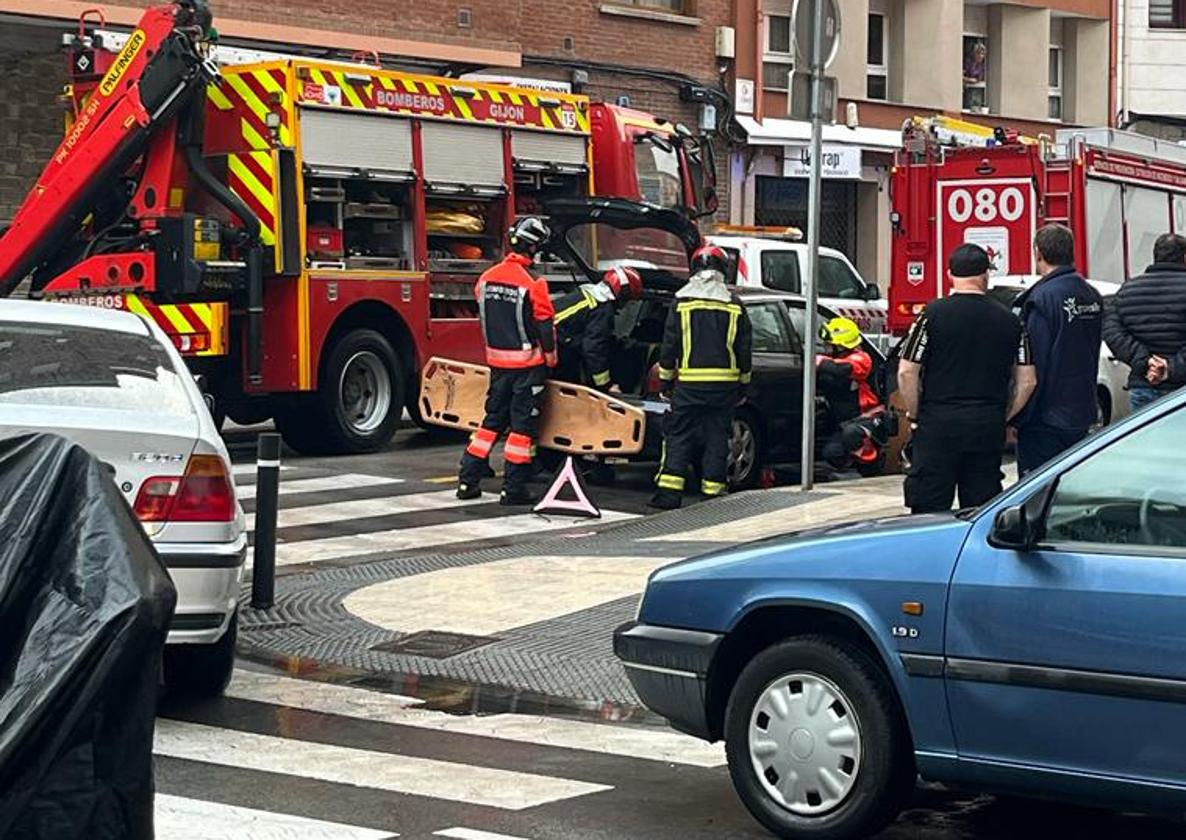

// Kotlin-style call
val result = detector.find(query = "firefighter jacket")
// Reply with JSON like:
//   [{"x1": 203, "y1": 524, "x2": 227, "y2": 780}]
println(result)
[
  {"x1": 658, "y1": 270, "x2": 753, "y2": 390},
  {"x1": 475, "y1": 253, "x2": 556, "y2": 369},
  {"x1": 817, "y1": 348, "x2": 880, "y2": 422},
  {"x1": 554, "y1": 282, "x2": 616, "y2": 388}
]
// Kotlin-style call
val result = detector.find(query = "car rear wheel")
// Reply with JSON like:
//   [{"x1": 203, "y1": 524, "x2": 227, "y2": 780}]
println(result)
[
  {"x1": 277, "y1": 329, "x2": 405, "y2": 455},
  {"x1": 163, "y1": 611, "x2": 237, "y2": 698},
  {"x1": 729, "y1": 410, "x2": 763, "y2": 490},
  {"x1": 724, "y1": 636, "x2": 913, "y2": 839}
]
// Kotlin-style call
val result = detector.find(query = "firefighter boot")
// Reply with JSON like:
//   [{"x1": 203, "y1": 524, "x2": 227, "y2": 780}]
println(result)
[
  {"x1": 457, "y1": 482, "x2": 482, "y2": 500},
  {"x1": 500, "y1": 487, "x2": 537, "y2": 506},
  {"x1": 648, "y1": 490, "x2": 682, "y2": 510}
]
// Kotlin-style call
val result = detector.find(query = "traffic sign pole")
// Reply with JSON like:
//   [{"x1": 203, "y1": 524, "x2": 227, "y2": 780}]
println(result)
[{"x1": 799, "y1": 0, "x2": 827, "y2": 492}]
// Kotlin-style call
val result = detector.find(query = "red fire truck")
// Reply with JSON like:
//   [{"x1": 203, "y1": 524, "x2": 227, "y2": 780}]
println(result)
[
  {"x1": 0, "y1": 0, "x2": 715, "y2": 454},
  {"x1": 888, "y1": 116, "x2": 1186, "y2": 334}
]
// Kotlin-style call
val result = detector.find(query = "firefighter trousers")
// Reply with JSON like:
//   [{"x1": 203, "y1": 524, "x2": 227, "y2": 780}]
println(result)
[
  {"x1": 654, "y1": 386, "x2": 736, "y2": 502},
  {"x1": 459, "y1": 366, "x2": 546, "y2": 494}
]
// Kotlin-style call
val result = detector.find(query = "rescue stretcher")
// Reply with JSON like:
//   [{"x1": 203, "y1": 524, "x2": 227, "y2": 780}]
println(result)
[{"x1": 418, "y1": 357, "x2": 647, "y2": 456}]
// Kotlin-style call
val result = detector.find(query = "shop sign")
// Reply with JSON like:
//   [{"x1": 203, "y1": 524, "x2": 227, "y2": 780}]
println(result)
[{"x1": 783, "y1": 144, "x2": 861, "y2": 179}]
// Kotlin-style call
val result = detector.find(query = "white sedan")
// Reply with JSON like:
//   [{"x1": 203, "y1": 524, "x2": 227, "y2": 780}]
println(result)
[
  {"x1": 988, "y1": 275, "x2": 1131, "y2": 428},
  {"x1": 0, "y1": 299, "x2": 246, "y2": 696}
]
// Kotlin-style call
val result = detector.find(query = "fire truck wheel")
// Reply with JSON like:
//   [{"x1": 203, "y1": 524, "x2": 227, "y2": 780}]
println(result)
[{"x1": 279, "y1": 329, "x2": 405, "y2": 455}]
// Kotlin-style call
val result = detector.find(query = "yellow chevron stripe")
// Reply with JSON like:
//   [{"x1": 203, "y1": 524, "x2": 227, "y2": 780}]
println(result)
[
  {"x1": 188, "y1": 302, "x2": 214, "y2": 325},
  {"x1": 487, "y1": 89, "x2": 502, "y2": 103},
  {"x1": 241, "y1": 118, "x2": 270, "y2": 151},
  {"x1": 333, "y1": 71, "x2": 366, "y2": 108},
  {"x1": 508, "y1": 91, "x2": 522, "y2": 105},
  {"x1": 310, "y1": 67, "x2": 330, "y2": 89},
  {"x1": 424, "y1": 80, "x2": 440, "y2": 95},
  {"x1": 207, "y1": 82, "x2": 234, "y2": 111},
  {"x1": 226, "y1": 73, "x2": 272, "y2": 127},
  {"x1": 159, "y1": 305, "x2": 195, "y2": 335},
  {"x1": 540, "y1": 107, "x2": 555, "y2": 129},
  {"x1": 251, "y1": 70, "x2": 293, "y2": 146},
  {"x1": 200, "y1": 302, "x2": 228, "y2": 356},
  {"x1": 576, "y1": 107, "x2": 590, "y2": 132},
  {"x1": 404, "y1": 78, "x2": 419, "y2": 94},
  {"x1": 454, "y1": 96, "x2": 474, "y2": 120},
  {"x1": 123, "y1": 294, "x2": 151, "y2": 318},
  {"x1": 379, "y1": 76, "x2": 396, "y2": 90},
  {"x1": 228, "y1": 155, "x2": 276, "y2": 245}
]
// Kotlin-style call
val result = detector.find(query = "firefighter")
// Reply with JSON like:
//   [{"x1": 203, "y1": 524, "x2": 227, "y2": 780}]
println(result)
[
  {"x1": 816, "y1": 316, "x2": 884, "y2": 469},
  {"x1": 553, "y1": 265, "x2": 643, "y2": 389},
  {"x1": 457, "y1": 216, "x2": 557, "y2": 505},
  {"x1": 651, "y1": 245, "x2": 753, "y2": 510}
]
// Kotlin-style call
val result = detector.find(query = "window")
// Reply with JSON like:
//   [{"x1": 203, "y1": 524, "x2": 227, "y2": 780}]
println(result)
[
  {"x1": 764, "y1": 14, "x2": 794, "y2": 91},
  {"x1": 747, "y1": 303, "x2": 797, "y2": 354},
  {"x1": 866, "y1": 13, "x2": 888, "y2": 101},
  {"x1": 962, "y1": 35, "x2": 988, "y2": 113},
  {"x1": 0, "y1": 324, "x2": 193, "y2": 416},
  {"x1": 1048, "y1": 46, "x2": 1063, "y2": 121},
  {"x1": 1045, "y1": 409, "x2": 1186, "y2": 550},
  {"x1": 760, "y1": 251, "x2": 802, "y2": 294},
  {"x1": 634, "y1": 137, "x2": 684, "y2": 209},
  {"x1": 612, "y1": 0, "x2": 687, "y2": 11},
  {"x1": 1150, "y1": 0, "x2": 1186, "y2": 28},
  {"x1": 818, "y1": 256, "x2": 866, "y2": 299}
]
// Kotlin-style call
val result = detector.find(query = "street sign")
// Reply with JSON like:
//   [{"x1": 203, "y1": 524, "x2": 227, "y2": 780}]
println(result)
[
  {"x1": 788, "y1": 71, "x2": 837, "y2": 122},
  {"x1": 791, "y1": 0, "x2": 841, "y2": 70}
]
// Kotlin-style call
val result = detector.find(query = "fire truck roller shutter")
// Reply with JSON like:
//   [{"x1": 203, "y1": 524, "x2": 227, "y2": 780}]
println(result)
[
  {"x1": 301, "y1": 109, "x2": 414, "y2": 174},
  {"x1": 511, "y1": 131, "x2": 588, "y2": 169},
  {"x1": 421, "y1": 123, "x2": 505, "y2": 187}
]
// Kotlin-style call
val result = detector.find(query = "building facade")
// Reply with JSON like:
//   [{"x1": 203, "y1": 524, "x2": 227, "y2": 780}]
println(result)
[
  {"x1": 727, "y1": 0, "x2": 1112, "y2": 286},
  {"x1": 1119, "y1": 0, "x2": 1186, "y2": 137}
]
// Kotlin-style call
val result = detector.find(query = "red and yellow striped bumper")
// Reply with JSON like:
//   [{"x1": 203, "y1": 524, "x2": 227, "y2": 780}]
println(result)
[{"x1": 55, "y1": 294, "x2": 229, "y2": 356}]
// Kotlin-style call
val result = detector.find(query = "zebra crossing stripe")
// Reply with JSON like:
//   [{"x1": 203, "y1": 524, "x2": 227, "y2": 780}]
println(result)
[
  {"x1": 154, "y1": 719, "x2": 612, "y2": 810},
  {"x1": 434, "y1": 829, "x2": 528, "y2": 840},
  {"x1": 225, "y1": 670, "x2": 725, "y2": 768},
  {"x1": 243, "y1": 490, "x2": 476, "y2": 531},
  {"x1": 154, "y1": 794, "x2": 397, "y2": 839},
  {"x1": 230, "y1": 462, "x2": 292, "y2": 477},
  {"x1": 235, "y1": 474, "x2": 403, "y2": 500},
  {"x1": 263, "y1": 510, "x2": 636, "y2": 567}
]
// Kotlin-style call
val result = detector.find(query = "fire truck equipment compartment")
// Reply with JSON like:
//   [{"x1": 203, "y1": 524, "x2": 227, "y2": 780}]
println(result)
[
  {"x1": 0, "y1": 434, "x2": 175, "y2": 840},
  {"x1": 419, "y1": 357, "x2": 646, "y2": 455}
]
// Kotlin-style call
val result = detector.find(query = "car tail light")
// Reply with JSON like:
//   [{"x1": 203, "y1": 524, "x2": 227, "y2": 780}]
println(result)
[{"x1": 134, "y1": 455, "x2": 235, "y2": 523}]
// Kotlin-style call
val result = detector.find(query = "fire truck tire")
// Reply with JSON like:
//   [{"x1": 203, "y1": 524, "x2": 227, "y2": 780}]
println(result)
[{"x1": 278, "y1": 329, "x2": 405, "y2": 455}]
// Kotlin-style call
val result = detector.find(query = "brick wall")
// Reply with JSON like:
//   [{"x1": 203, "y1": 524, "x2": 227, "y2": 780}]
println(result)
[{"x1": 0, "y1": 25, "x2": 65, "y2": 224}]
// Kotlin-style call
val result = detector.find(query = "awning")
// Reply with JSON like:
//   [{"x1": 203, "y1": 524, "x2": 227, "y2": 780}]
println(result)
[{"x1": 736, "y1": 116, "x2": 902, "y2": 151}]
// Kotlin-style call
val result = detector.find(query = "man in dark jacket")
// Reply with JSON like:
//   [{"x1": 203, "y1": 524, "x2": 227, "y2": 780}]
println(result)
[
  {"x1": 1103, "y1": 232, "x2": 1186, "y2": 410},
  {"x1": 1014, "y1": 223, "x2": 1103, "y2": 475},
  {"x1": 553, "y1": 266, "x2": 642, "y2": 389}
]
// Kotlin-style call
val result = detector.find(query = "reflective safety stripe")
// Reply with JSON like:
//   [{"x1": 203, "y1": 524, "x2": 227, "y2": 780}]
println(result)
[
  {"x1": 487, "y1": 346, "x2": 545, "y2": 367},
  {"x1": 656, "y1": 473, "x2": 685, "y2": 491},
  {"x1": 591, "y1": 369, "x2": 612, "y2": 386},
  {"x1": 702, "y1": 479, "x2": 727, "y2": 496},
  {"x1": 466, "y1": 427, "x2": 499, "y2": 458},
  {"x1": 555, "y1": 291, "x2": 595, "y2": 325},
  {"x1": 678, "y1": 368, "x2": 742, "y2": 383},
  {"x1": 658, "y1": 366, "x2": 676, "y2": 381},
  {"x1": 739, "y1": 371, "x2": 753, "y2": 384},
  {"x1": 725, "y1": 308, "x2": 739, "y2": 372},
  {"x1": 679, "y1": 306, "x2": 693, "y2": 371},
  {"x1": 675, "y1": 300, "x2": 743, "y2": 314},
  {"x1": 505, "y1": 433, "x2": 535, "y2": 464}
]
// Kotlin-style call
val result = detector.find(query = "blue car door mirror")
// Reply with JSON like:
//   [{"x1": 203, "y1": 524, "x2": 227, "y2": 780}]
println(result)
[{"x1": 989, "y1": 483, "x2": 1055, "y2": 551}]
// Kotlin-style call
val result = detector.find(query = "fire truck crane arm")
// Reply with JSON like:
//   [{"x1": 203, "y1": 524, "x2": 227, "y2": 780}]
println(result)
[{"x1": 0, "y1": 1, "x2": 219, "y2": 297}]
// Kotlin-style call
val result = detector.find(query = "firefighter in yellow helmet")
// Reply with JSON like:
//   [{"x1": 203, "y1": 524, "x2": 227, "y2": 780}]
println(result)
[{"x1": 816, "y1": 316, "x2": 885, "y2": 470}]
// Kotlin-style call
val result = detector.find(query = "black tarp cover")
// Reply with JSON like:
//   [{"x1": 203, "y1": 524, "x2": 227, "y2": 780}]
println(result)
[{"x1": 0, "y1": 433, "x2": 175, "y2": 839}]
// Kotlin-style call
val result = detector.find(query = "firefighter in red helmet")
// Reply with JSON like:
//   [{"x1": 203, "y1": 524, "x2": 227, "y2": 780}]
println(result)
[
  {"x1": 457, "y1": 216, "x2": 557, "y2": 505},
  {"x1": 553, "y1": 265, "x2": 643, "y2": 390},
  {"x1": 651, "y1": 244, "x2": 753, "y2": 509}
]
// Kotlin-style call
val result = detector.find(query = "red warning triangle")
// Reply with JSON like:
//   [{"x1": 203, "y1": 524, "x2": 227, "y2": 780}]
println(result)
[{"x1": 534, "y1": 455, "x2": 601, "y2": 518}]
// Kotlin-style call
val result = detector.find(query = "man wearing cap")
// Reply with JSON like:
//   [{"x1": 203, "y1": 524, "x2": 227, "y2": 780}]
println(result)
[{"x1": 897, "y1": 243, "x2": 1037, "y2": 514}]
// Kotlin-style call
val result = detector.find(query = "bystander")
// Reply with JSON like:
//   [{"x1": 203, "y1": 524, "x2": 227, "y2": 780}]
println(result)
[
  {"x1": 898, "y1": 244, "x2": 1036, "y2": 514},
  {"x1": 1103, "y1": 232, "x2": 1186, "y2": 410},
  {"x1": 1014, "y1": 224, "x2": 1102, "y2": 474}
]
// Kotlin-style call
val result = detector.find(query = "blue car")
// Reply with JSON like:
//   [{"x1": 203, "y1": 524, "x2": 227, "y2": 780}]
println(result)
[{"x1": 615, "y1": 389, "x2": 1186, "y2": 839}]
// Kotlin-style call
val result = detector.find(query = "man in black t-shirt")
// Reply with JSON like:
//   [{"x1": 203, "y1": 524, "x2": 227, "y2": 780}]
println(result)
[{"x1": 897, "y1": 244, "x2": 1038, "y2": 514}]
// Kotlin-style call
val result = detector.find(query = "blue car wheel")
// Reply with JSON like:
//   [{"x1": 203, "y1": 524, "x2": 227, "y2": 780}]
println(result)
[{"x1": 723, "y1": 636, "x2": 914, "y2": 839}]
